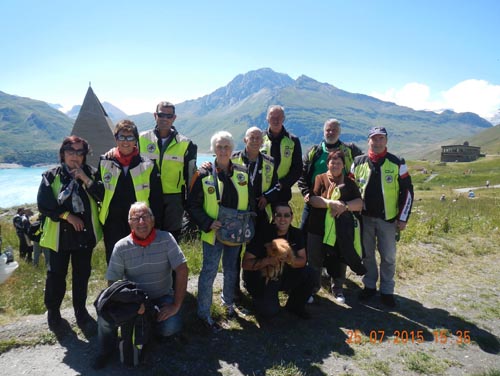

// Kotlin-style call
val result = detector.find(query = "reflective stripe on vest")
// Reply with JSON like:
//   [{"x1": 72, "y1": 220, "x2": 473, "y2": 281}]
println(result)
[
  {"x1": 200, "y1": 171, "x2": 249, "y2": 245},
  {"x1": 354, "y1": 159, "x2": 400, "y2": 220},
  {"x1": 40, "y1": 174, "x2": 102, "y2": 252},
  {"x1": 138, "y1": 130, "x2": 189, "y2": 194},
  {"x1": 322, "y1": 187, "x2": 362, "y2": 257},
  {"x1": 260, "y1": 135, "x2": 294, "y2": 179},
  {"x1": 98, "y1": 159, "x2": 154, "y2": 224}
]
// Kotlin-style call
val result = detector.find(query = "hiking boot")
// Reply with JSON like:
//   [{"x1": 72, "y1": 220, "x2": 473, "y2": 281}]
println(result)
[
  {"x1": 358, "y1": 287, "x2": 377, "y2": 301},
  {"x1": 285, "y1": 305, "x2": 311, "y2": 320},
  {"x1": 75, "y1": 308, "x2": 95, "y2": 328},
  {"x1": 198, "y1": 317, "x2": 222, "y2": 333},
  {"x1": 225, "y1": 304, "x2": 236, "y2": 318},
  {"x1": 233, "y1": 289, "x2": 244, "y2": 303},
  {"x1": 92, "y1": 353, "x2": 112, "y2": 370},
  {"x1": 47, "y1": 309, "x2": 62, "y2": 329},
  {"x1": 381, "y1": 294, "x2": 397, "y2": 308}
]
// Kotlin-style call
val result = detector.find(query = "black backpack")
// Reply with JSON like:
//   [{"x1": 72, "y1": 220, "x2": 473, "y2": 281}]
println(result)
[{"x1": 26, "y1": 221, "x2": 42, "y2": 242}]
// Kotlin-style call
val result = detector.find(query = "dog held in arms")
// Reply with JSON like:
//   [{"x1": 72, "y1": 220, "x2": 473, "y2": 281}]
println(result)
[{"x1": 262, "y1": 238, "x2": 295, "y2": 284}]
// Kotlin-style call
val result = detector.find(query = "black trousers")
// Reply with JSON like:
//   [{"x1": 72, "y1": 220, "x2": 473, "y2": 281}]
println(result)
[
  {"x1": 44, "y1": 246, "x2": 93, "y2": 313},
  {"x1": 243, "y1": 266, "x2": 315, "y2": 317},
  {"x1": 17, "y1": 233, "x2": 31, "y2": 260}
]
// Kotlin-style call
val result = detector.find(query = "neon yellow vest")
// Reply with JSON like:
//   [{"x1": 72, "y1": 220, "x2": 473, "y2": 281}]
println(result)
[
  {"x1": 98, "y1": 159, "x2": 154, "y2": 224},
  {"x1": 231, "y1": 154, "x2": 275, "y2": 220},
  {"x1": 40, "y1": 174, "x2": 102, "y2": 252},
  {"x1": 139, "y1": 130, "x2": 190, "y2": 194},
  {"x1": 308, "y1": 142, "x2": 355, "y2": 181},
  {"x1": 261, "y1": 135, "x2": 294, "y2": 179},
  {"x1": 200, "y1": 169, "x2": 250, "y2": 245},
  {"x1": 354, "y1": 158, "x2": 400, "y2": 220},
  {"x1": 323, "y1": 187, "x2": 362, "y2": 257}
]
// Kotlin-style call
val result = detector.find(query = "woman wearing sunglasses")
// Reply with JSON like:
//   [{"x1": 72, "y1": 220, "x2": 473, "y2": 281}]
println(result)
[
  {"x1": 37, "y1": 136, "x2": 103, "y2": 330},
  {"x1": 88, "y1": 120, "x2": 163, "y2": 264}
]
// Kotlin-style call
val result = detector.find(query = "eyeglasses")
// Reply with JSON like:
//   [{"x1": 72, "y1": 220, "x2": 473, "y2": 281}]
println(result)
[
  {"x1": 129, "y1": 214, "x2": 152, "y2": 223},
  {"x1": 64, "y1": 148, "x2": 86, "y2": 156},
  {"x1": 274, "y1": 213, "x2": 292, "y2": 218},
  {"x1": 157, "y1": 112, "x2": 175, "y2": 119},
  {"x1": 116, "y1": 134, "x2": 136, "y2": 142}
]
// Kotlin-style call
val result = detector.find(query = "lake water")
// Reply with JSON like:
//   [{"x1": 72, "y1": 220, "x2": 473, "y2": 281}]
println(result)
[{"x1": 0, "y1": 153, "x2": 214, "y2": 208}]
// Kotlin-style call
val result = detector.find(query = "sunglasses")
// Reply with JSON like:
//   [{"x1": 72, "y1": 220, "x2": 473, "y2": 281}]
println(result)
[
  {"x1": 275, "y1": 213, "x2": 292, "y2": 218},
  {"x1": 157, "y1": 112, "x2": 175, "y2": 119},
  {"x1": 129, "y1": 214, "x2": 152, "y2": 223},
  {"x1": 116, "y1": 134, "x2": 136, "y2": 142},
  {"x1": 64, "y1": 148, "x2": 86, "y2": 156}
]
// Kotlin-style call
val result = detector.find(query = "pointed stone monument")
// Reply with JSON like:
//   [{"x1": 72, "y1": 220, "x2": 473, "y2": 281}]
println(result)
[{"x1": 71, "y1": 84, "x2": 116, "y2": 167}]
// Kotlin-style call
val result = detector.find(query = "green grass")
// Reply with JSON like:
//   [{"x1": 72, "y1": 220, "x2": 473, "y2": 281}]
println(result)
[{"x1": 398, "y1": 350, "x2": 451, "y2": 374}]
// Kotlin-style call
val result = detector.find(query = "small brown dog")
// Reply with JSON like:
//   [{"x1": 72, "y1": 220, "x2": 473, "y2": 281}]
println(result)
[{"x1": 262, "y1": 238, "x2": 295, "y2": 284}]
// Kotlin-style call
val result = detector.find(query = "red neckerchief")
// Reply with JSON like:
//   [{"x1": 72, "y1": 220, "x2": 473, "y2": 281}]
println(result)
[
  {"x1": 368, "y1": 148, "x2": 387, "y2": 164},
  {"x1": 131, "y1": 228, "x2": 156, "y2": 247},
  {"x1": 114, "y1": 147, "x2": 139, "y2": 167}
]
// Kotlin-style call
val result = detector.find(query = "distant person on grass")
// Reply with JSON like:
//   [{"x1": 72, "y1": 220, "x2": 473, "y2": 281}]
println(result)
[
  {"x1": 350, "y1": 127, "x2": 413, "y2": 308},
  {"x1": 93, "y1": 202, "x2": 188, "y2": 370},
  {"x1": 12, "y1": 207, "x2": 31, "y2": 261},
  {"x1": 37, "y1": 136, "x2": 102, "y2": 330}
]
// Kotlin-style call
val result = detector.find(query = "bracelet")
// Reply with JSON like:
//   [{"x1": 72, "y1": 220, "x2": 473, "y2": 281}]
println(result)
[
  {"x1": 343, "y1": 201, "x2": 349, "y2": 211},
  {"x1": 61, "y1": 212, "x2": 70, "y2": 220}
]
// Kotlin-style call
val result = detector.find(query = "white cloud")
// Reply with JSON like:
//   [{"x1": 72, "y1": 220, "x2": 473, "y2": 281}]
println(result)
[{"x1": 371, "y1": 79, "x2": 500, "y2": 121}]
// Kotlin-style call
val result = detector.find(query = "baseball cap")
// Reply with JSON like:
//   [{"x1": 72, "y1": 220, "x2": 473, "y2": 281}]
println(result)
[{"x1": 368, "y1": 127, "x2": 388, "y2": 138}]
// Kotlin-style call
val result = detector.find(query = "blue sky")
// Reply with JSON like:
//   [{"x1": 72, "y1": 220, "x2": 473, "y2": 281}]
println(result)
[{"x1": 1, "y1": 0, "x2": 499, "y2": 120}]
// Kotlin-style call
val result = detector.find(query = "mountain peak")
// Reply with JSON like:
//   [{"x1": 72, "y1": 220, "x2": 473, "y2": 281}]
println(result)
[{"x1": 197, "y1": 68, "x2": 294, "y2": 110}]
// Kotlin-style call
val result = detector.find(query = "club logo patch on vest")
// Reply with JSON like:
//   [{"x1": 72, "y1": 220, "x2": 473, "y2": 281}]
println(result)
[
  {"x1": 237, "y1": 173, "x2": 247, "y2": 186},
  {"x1": 265, "y1": 165, "x2": 271, "y2": 173},
  {"x1": 284, "y1": 146, "x2": 291, "y2": 158},
  {"x1": 385, "y1": 175, "x2": 394, "y2": 183},
  {"x1": 147, "y1": 143, "x2": 156, "y2": 153},
  {"x1": 207, "y1": 186, "x2": 215, "y2": 194},
  {"x1": 103, "y1": 172, "x2": 113, "y2": 183}
]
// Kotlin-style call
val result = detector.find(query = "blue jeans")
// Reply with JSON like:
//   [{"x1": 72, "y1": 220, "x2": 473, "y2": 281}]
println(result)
[
  {"x1": 361, "y1": 216, "x2": 397, "y2": 294},
  {"x1": 32, "y1": 243, "x2": 50, "y2": 268},
  {"x1": 97, "y1": 294, "x2": 182, "y2": 355},
  {"x1": 197, "y1": 240, "x2": 240, "y2": 320}
]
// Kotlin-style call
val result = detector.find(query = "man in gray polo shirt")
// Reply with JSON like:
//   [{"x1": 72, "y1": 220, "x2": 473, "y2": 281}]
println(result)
[{"x1": 93, "y1": 202, "x2": 188, "y2": 369}]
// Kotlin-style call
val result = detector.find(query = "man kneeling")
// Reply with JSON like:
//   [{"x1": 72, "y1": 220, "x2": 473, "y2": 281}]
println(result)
[
  {"x1": 93, "y1": 202, "x2": 188, "y2": 369},
  {"x1": 242, "y1": 203, "x2": 314, "y2": 319}
]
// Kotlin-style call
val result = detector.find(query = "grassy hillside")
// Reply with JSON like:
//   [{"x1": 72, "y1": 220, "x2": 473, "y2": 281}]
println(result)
[
  {"x1": 0, "y1": 91, "x2": 73, "y2": 165},
  {"x1": 467, "y1": 125, "x2": 500, "y2": 155}
]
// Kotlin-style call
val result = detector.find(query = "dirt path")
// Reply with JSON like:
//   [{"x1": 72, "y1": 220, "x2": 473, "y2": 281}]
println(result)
[{"x1": 1, "y1": 253, "x2": 499, "y2": 376}]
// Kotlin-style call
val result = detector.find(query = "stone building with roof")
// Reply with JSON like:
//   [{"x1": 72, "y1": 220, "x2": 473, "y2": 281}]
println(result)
[{"x1": 440, "y1": 141, "x2": 481, "y2": 162}]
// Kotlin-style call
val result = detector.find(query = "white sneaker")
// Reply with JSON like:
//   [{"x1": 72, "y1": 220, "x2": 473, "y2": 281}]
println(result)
[
  {"x1": 334, "y1": 291, "x2": 346, "y2": 304},
  {"x1": 307, "y1": 295, "x2": 314, "y2": 304}
]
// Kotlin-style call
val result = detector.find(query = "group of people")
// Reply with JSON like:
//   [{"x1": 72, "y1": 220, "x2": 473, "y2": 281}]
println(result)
[{"x1": 33, "y1": 102, "x2": 413, "y2": 369}]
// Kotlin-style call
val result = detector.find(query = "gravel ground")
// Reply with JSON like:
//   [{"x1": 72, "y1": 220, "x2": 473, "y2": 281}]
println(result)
[{"x1": 1, "y1": 258, "x2": 499, "y2": 376}]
